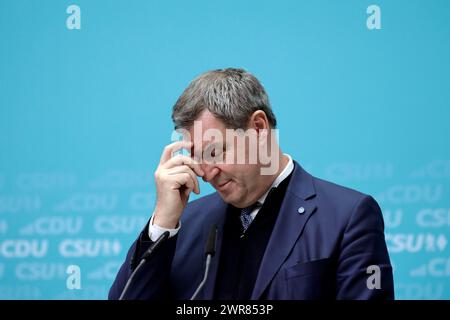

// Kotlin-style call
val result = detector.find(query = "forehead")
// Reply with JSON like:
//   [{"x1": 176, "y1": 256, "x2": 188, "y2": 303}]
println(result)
[
  {"x1": 187, "y1": 110, "x2": 227, "y2": 146},
  {"x1": 194, "y1": 110, "x2": 226, "y2": 130}
]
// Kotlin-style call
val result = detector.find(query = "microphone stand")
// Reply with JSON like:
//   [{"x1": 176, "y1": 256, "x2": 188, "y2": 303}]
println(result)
[
  {"x1": 191, "y1": 225, "x2": 217, "y2": 300},
  {"x1": 119, "y1": 231, "x2": 170, "y2": 300}
]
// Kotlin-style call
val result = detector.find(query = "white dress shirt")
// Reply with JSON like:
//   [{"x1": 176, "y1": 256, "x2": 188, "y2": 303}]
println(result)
[{"x1": 148, "y1": 154, "x2": 294, "y2": 241}]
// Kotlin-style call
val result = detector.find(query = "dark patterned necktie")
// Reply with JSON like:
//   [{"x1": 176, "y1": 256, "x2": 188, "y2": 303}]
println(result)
[{"x1": 240, "y1": 202, "x2": 260, "y2": 232}]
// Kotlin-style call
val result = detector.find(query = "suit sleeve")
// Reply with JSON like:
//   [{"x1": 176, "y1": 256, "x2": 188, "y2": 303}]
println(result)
[
  {"x1": 108, "y1": 221, "x2": 178, "y2": 300},
  {"x1": 335, "y1": 195, "x2": 395, "y2": 300}
]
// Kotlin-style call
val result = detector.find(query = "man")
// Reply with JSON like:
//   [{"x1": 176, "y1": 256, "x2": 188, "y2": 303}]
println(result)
[{"x1": 109, "y1": 68, "x2": 394, "y2": 300}]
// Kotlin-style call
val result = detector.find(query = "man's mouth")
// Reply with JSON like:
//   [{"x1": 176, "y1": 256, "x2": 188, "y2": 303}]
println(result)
[{"x1": 216, "y1": 180, "x2": 231, "y2": 189}]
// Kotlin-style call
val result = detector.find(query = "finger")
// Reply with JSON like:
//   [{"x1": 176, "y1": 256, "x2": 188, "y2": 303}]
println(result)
[
  {"x1": 163, "y1": 155, "x2": 204, "y2": 177},
  {"x1": 169, "y1": 165, "x2": 199, "y2": 194},
  {"x1": 173, "y1": 172, "x2": 195, "y2": 194},
  {"x1": 181, "y1": 184, "x2": 192, "y2": 202},
  {"x1": 166, "y1": 165, "x2": 200, "y2": 194},
  {"x1": 159, "y1": 141, "x2": 193, "y2": 165}
]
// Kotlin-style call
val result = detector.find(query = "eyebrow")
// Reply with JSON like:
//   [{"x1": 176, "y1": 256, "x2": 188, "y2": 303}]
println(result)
[
  {"x1": 191, "y1": 141, "x2": 225, "y2": 156},
  {"x1": 206, "y1": 141, "x2": 226, "y2": 151}
]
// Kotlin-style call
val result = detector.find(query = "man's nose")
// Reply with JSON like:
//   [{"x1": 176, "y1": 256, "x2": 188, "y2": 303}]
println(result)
[{"x1": 201, "y1": 164, "x2": 220, "y2": 182}]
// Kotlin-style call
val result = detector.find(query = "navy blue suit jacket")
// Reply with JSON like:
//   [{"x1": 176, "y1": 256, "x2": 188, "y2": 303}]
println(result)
[{"x1": 109, "y1": 161, "x2": 394, "y2": 300}]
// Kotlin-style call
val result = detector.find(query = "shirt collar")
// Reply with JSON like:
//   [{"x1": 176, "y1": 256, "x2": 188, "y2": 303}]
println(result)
[{"x1": 257, "y1": 154, "x2": 294, "y2": 205}]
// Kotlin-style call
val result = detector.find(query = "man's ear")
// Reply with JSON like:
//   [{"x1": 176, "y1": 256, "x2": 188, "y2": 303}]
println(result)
[
  {"x1": 246, "y1": 111, "x2": 271, "y2": 148},
  {"x1": 248, "y1": 110, "x2": 269, "y2": 131}
]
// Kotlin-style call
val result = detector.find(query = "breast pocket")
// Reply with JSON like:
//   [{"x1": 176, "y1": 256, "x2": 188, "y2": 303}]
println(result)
[{"x1": 284, "y1": 258, "x2": 336, "y2": 299}]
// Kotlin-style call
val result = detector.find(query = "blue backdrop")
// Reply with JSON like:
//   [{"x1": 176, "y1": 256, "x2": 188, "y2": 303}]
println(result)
[{"x1": 0, "y1": 0, "x2": 449, "y2": 299}]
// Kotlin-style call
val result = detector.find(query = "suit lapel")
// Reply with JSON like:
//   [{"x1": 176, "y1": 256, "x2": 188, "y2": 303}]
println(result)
[{"x1": 251, "y1": 162, "x2": 317, "y2": 299}]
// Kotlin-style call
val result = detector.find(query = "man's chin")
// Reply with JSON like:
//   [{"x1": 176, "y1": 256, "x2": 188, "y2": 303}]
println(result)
[{"x1": 217, "y1": 190, "x2": 239, "y2": 205}]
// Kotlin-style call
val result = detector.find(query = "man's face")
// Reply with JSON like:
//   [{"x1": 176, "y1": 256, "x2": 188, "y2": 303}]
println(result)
[{"x1": 187, "y1": 111, "x2": 263, "y2": 208}]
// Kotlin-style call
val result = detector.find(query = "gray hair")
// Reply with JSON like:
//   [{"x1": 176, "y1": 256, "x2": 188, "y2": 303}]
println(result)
[{"x1": 172, "y1": 68, "x2": 277, "y2": 129}]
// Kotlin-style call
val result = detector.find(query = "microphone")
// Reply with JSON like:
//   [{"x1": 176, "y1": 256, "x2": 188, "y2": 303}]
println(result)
[
  {"x1": 190, "y1": 224, "x2": 217, "y2": 300},
  {"x1": 119, "y1": 231, "x2": 170, "y2": 300}
]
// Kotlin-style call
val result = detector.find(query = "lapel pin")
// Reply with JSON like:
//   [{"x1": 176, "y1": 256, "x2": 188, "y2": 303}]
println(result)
[{"x1": 298, "y1": 206, "x2": 305, "y2": 214}]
